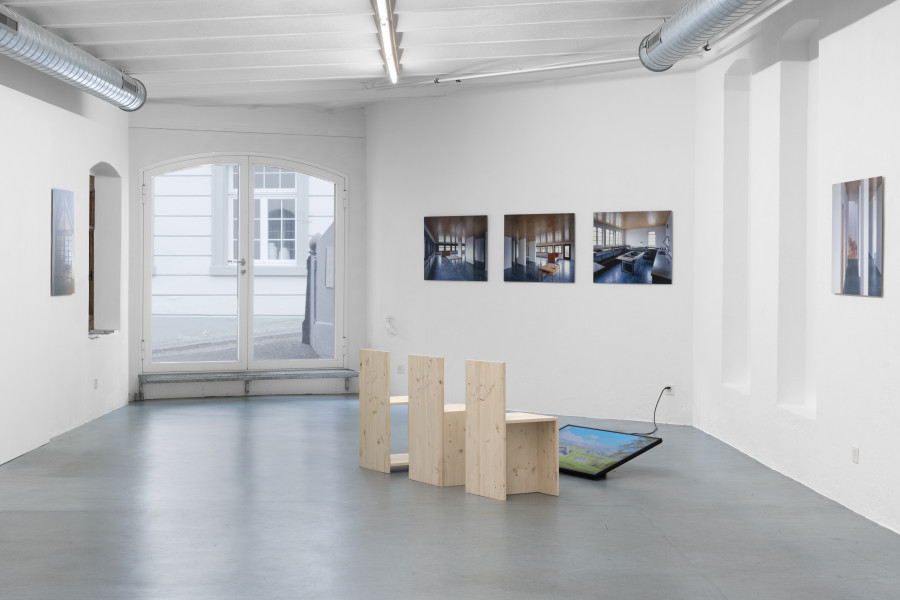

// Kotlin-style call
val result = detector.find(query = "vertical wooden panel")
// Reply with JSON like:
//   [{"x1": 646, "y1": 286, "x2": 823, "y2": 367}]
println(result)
[
  {"x1": 536, "y1": 421, "x2": 560, "y2": 496},
  {"x1": 359, "y1": 349, "x2": 390, "y2": 473},
  {"x1": 442, "y1": 404, "x2": 466, "y2": 487},
  {"x1": 408, "y1": 354, "x2": 444, "y2": 486},
  {"x1": 506, "y1": 423, "x2": 537, "y2": 496},
  {"x1": 507, "y1": 420, "x2": 559, "y2": 496},
  {"x1": 465, "y1": 360, "x2": 507, "y2": 500}
]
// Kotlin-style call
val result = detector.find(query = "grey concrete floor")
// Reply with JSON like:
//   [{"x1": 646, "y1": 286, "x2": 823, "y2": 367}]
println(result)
[{"x1": 1, "y1": 396, "x2": 898, "y2": 600}]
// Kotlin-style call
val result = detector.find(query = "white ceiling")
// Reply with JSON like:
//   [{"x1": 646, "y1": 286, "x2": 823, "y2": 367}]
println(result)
[{"x1": 6, "y1": 0, "x2": 693, "y2": 110}]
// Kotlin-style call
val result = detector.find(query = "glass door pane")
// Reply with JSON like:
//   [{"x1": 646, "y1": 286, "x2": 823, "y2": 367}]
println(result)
[
  {"x1": 150, "y1": 164, "x2": 242, "y2": 364},
  {"x1": 251, "y1": 165, "x2": 335, "y2": 363}
]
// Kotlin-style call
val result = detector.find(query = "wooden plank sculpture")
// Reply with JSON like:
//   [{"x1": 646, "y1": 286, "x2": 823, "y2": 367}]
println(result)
[{"x1": 408, "y1": 354, "x2": 465, "y2": 487}]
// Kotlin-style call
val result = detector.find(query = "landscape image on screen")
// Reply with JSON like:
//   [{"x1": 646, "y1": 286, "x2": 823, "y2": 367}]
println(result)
[{"x1": 558, "y1": 425, "x2": 660, "y2": 477}]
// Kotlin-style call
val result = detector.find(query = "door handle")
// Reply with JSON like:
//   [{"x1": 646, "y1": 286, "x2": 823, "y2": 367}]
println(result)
[{"x1": 228, "y1": 258, "x2": 247, "y2": 266}]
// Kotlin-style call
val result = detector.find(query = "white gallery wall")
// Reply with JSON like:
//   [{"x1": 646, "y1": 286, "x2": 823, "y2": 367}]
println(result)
[
  {"x1": 692, "y1": 0, "x2": 900, "y2": 533},
  {"x1": 365, "y1": 74, "x2": 696, "y2": 424},
  {"x1": 128, "y1": 104, "x2": 367, "y2": 398},
  {"x1": 0, "y1": 56, "x2": 130, "y2": 465}
]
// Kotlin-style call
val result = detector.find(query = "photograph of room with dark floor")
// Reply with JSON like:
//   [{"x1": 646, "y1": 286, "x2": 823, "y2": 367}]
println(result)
[
  {"x1": 424, "y1": 215, "x2": 487, "y2": 281},
  {"x1": 504, "y1": 213, "x2": 575, "y2": 283},
  {"x1": 593, "y1": 211, "x2": 672, "y2": 284},
  {"x1": 833, "y1": 177, "x2": 883, "y2": 297}
]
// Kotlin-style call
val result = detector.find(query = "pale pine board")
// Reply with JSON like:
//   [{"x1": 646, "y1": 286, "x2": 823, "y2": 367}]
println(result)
[
  {"x1": 465, "y1": 360, "x2": 507, "y2": 501},
  {"x1": 442, "y1": 405, "x2": 466, "y2": 487},
  {"x1": 359, "y1": 349, "x2": 391, "y2": 473},
  {"x1": 408, "y1": 355, "x2": 445, "y2": 486},
  {"x1": 507, "y1": 420, "x2": 559, "y2": 496}
]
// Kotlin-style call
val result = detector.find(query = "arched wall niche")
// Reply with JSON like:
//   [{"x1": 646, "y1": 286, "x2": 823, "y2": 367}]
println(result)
[
  {"x1": 721, "y1": 58, "x2": 751, "y2": 392},
  {"x1": 90, "y1": 161, "x2": 123, "y2": 332},
  {"x1": 774, "y1": 18, "x2": 818, "y2": 412},
  {"x1": 724, "y1": 58, "x2": 752, "y2": 86}
]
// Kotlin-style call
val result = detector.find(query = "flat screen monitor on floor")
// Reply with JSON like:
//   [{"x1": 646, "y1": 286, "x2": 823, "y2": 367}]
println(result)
[{"x1": 558, "y1": 425, "x2": 662, "y2": 479}]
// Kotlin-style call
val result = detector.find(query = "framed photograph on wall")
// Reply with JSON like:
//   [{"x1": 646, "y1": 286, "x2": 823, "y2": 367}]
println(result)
[
  {"x1": 592, "y1": 211, "x2": 672, "y2": 284},
  {"x1": 503, "y1": 213, "x2": 575, "y2": 283},
  {"x1": 51, "y1": 188, "x2": 75, "y2": 296},
  {"x1": 424, "y1": 215, "x2": 487, "y2": 281},
  {"x1": 833, "y1": 177, "x2": 884, "y2": 297}
]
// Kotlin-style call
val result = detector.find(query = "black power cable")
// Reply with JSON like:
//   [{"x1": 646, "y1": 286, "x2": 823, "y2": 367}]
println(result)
[{"x1": 627, "y1": 386, "x2": 669, "y2": 436}]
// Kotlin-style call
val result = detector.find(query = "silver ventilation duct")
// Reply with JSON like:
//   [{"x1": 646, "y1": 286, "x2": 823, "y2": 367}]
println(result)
[
  {"x1": 0, "y1": 5, "x2": 146, "y2": 111},
  {"x1": 639, "y1": 0, "x2": 767, "y2": 72}
]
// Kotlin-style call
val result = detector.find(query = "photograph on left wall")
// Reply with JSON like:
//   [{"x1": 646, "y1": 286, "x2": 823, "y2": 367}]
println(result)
[
  {"x1": 424, "y1": 215, "x2": 488, "y2": 281},
  {"x1": 51, "y1": 188, "x2": 75, "y2": 296}
]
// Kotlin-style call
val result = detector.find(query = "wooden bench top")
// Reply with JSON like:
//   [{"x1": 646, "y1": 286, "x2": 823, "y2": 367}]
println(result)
[
  {"x1": 505, "y1": 411, "x2": 558, "y2": 424},
  {"x1": 390, "y1": 453, "x2": 409, "y2": 467}
]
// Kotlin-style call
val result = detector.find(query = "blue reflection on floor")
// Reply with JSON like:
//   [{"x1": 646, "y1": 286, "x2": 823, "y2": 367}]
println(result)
[
  {"x1": 426, "y1": 256, "x2": 487, "y2": 281},
  {"x1": 843, "y1": 257, "x2": 884, "y2": 296},
  {"x1": 869, "y1": 257, "x2": 883, "y2": 296},
  {"x1": 594, "y1": 258, "x2": 654, "y2": 284},
  {"x1": 504, "y1": 259, "x2": 575, "y2": 283}
]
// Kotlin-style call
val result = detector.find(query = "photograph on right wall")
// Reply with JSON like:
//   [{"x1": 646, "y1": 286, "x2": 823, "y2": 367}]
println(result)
[
  {"x1": 593, "y1": 211, "x2": 672, "y2": 284},
  {"x1": 832, "y1": 177, "x2": 884, "y2": 297}
]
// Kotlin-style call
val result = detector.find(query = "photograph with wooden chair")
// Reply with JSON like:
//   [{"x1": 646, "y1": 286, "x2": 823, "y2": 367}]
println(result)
[{"x1": 503, "y1": 213, "x2": 575, "y2": 283}]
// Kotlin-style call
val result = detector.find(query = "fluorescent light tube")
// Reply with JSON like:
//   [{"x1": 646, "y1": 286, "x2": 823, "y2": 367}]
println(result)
[{"x1": 374, "y1": 0, "x2": 398, "y2": 83}]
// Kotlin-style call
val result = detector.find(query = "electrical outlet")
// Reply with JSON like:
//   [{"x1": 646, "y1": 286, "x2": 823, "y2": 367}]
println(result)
[
  {"x1": 397, "y1": 364, "x2": 406, "y2": 375},
  {"x1": 664, "y1": 385, "x2": 674, "y2": 395},
  {"x1": 93, "y1": 378, "x2": 99, "y2": 390},
  {"x1": 851, "y1": 447, "x2": 859, "y2": 464}
]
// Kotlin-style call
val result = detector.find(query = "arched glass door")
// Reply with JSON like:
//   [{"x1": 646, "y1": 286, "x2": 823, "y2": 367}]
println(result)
[{"x1": 142, "y1": 155, "x2": 345, "y2": 373}]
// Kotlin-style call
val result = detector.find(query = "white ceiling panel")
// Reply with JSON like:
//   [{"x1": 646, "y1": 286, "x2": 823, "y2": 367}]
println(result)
[
  {"x1": 2, "y1": 0, "x2": 704, "y2": 109},
  {"x1": 36, "y1": 15, "x2": 378, "y2": 44},
  {"x1": 397, "y1": 0, "x2": 678, "y2": 11},
  {"x1": 399, "y1": 19, "x2": 659, "y2": 45},
  {"x1": 120, "y1": 49, "x2": 383, "y2": 73},
  {"x1": 134, "y1": 64, "x2": 387, "y2": 85},
  {"x1": 402, "y1": 37, "x2": 640, "y2": 61},
  {"x1": 395, "y1": 1, "x2": 680, "y2": 30},
  {"x1": 5, "y1": 0, "x2": 370, "y2": 24},
  {"x1": 79, "y1": 34, "x2": 380, "y2": 61}
]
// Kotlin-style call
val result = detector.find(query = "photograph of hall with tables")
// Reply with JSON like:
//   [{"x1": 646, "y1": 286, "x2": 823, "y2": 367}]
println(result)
[
  {"x1": 503, "y1": 213, "x2": 575, "y2": 283},
  {"x1": 423, "y1": 215, "x2": 487, "y2": 281},
  {"x1": 593, "y1": 211, "x2": 673, "y2": 284}
]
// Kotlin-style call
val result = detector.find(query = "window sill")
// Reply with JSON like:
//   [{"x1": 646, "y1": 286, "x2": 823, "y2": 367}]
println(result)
[
  {"x1": 255, "y1": 265, "x2": 306, "y2": 276},
  {"x1": 89, "y1": 330, "x2": 116, "y2": 339}
]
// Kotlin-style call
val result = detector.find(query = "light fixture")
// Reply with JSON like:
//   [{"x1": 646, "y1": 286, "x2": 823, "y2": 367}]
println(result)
[{"x1": 373, "y1": 0, "x2": 400, "y2": 83}]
